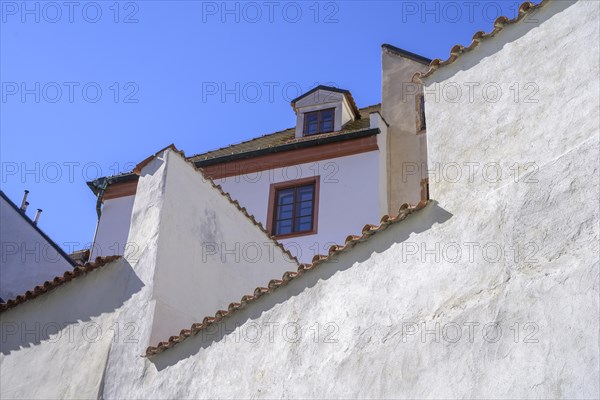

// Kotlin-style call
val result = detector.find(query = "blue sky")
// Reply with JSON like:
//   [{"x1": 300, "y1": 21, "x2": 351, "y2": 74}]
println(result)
[{"x1": 1, "y1": 0, "x2": 524, "y2": 251}]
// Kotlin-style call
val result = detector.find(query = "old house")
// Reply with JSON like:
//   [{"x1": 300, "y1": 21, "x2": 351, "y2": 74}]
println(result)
[
  {"x1": 88, "y1": 60, "x2": 430, "y2": 264},
  {"x1": 1, "y1": 0, "x2": 598, "y2": 398}
]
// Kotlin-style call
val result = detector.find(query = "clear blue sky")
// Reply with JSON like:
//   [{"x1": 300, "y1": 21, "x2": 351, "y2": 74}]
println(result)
[{"x1": 1, "y1": 0, "x2": 524, "y2": 252}]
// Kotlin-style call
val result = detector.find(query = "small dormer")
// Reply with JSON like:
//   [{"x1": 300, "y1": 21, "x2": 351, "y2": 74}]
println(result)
[{"x1": 291, "y1": 86, "x2": 361, "y2": 138}]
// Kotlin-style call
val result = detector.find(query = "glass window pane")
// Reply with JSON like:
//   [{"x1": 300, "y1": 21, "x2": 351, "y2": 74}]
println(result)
[
  {"x1": 320, "y1": 110, "x2": 334, "y2": 132},
  {"x1": 276, "y1": 219, "x2": 293, "y2": 235},
  {"x1": 305, "y1": 113, "x2": 319, "y2": 135},
  {"x1": 296, "y1": 185, "x2": 314, "y2": 202},
  {"x1": 277, "y1": 204, "x2": 294, "y2": 220},
  {"x1": 277, "y1": 189, "x2": 294, "y2": 205},
  {"x1": 297, "y1": 201, "x2": 313, "y2": 217},
  {"x1": 295, "y1": 216, "x2": 313, "y2": 232}
]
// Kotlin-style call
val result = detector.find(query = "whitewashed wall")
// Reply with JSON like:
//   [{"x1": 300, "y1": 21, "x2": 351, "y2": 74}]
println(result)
[
  {"x1": 1, "y1": 1, "x2": 597, "y2": 398},
  {"x1": 216, "y1": 150, "x2": 383, "y2": 263},
  {"x1": 102, "y1": 1, "x2": 598, "y2": 398},
  {"x1": 0, "y1": 195, "x2": 73, "y2": 300},
  {"x1": 0, "y1": 257, "x2": 137, "y2": 400},
  {"x1": 92, "y1": 195, "x2": 135, "y2": 258}
]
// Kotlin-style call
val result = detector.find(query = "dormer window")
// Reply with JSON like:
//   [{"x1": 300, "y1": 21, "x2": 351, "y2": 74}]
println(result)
[{"x1": 303, "y1": 108, "x2": 335, "y2": 136}]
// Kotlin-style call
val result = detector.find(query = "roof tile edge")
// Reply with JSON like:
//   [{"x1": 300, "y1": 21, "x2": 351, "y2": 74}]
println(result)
[
  {"x1": 412, "y1": 1, "x2": 548, "y2": 83},
  {"x1": 0, "y1": 256, "x2": 121, "y2": 313},
  {"x1": 145, "y1": 200, "x2": 429, "y2": 357}
]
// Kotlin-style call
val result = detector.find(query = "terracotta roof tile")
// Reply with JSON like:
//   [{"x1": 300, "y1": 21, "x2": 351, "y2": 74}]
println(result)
[
  {"x1": 144, "y1": 200, "x2": 428, "y2": 357},
  {"x1": 0, "y1": 256, "x2": 121, "y2": 313},
  {"x1": 413, "y1": 1, "x2": 548, "y2": 82}
]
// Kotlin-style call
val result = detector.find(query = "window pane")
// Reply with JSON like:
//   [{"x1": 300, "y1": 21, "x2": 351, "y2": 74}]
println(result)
[
  {"x1": 295, "y1": 216, "x2": 313, "y2": 232},
  {"x1": 277, "y1": 204, "x2": 294, "y2": 220},
  {"x1": 296, "y1": 185, "x2": 314, "y2": 202},
  {"x1": 297, "y1": 201, "x2": 313, "y2": 217},
  {"x1": 276, "y1": 219, "x2": 293, "y2": 235},
  {"x1": 277, "y1": 189, "x2": 294, "y2": 205},
  {"x1": 320, "y1": 109, "x2": 334, "y2": 132},
  {"x1": 305, "y1": 113, "x2": 319, "y2": 135}
]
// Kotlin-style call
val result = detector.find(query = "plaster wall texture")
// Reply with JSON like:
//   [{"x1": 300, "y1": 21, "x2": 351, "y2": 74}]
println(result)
[
  {"x1": 0, "y1": 195, "x2": 73, "y2": 300},
  {"x1": 1, "y1": 1, "x2": 598, "y2": 398},
  {"x1": 92, "y1": 194, "x2": 135, "y2": 258},
  {"x1": 216, "y1": 150, "x2": 383, "y2": 263},
  {"x1": 381, "y1": 48, "x2": 430, "y2": 211},
  {"x1": 0, "y1": 257, "x2": 139, "y2": 399},
  {"x1": 102, "y1": 1, "x2": 598, "y2": 398},
  {"x1": 127, "y1": 149, "x2": 298, "y2": 345}
]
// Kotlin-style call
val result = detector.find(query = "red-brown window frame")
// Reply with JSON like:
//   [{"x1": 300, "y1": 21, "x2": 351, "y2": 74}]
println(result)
[
  {"x1": 303, "y1": 108, "x2": 335, "y2": 136},
  {"x1": 266, "y1": 176, "x2": 320, "y2": 239}
]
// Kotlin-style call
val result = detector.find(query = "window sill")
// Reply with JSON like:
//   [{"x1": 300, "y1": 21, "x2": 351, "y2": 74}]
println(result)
[{"x1": 272, "y1": 229, "x2": 318, "y2": 240}]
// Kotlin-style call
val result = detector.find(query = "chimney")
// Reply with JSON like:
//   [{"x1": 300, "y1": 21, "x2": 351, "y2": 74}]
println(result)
[
  {"x1": 34, "y1": 209, "x2": 42, "y2": 225},
  {"x1": 20, "y1": 190, "x2": 29, "y2": 211}
]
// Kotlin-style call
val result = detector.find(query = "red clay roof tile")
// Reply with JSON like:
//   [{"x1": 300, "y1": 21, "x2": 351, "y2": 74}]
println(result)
[{"x1": 145, "y1": 200, "x2": 428, "y2": 357}]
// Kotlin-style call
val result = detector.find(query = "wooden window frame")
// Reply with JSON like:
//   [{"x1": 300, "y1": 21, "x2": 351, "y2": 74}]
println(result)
[
  {"x1": 303, "y1": 108, "x2": 335, "y2": 136},
  {"x1": 266, "y1": 176, "x2": 320, "y2": 239}
]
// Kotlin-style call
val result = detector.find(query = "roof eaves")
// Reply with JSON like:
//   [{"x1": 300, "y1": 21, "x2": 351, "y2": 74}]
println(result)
[
  {"x1": 144, "y1": 200, "x2": 429, "y2": 357},
  {"x1": 413, "y1": 0, "x2": 547, "y2": 83},
  {"x1": 382, "y1": 44, "x2": 432, "y2": 65},
  {"x1": 194, "y1": 127, "x2": 380, "y2": 167},
  {"x1": 0, "y1": 256, "x2": 121, "y2": 313}
]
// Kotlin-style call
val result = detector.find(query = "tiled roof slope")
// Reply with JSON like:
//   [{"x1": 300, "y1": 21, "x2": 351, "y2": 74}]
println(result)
[
  {"x1": 188, "y1": 104, "x2": 380, "y2": 163},
  {"x1": 87, "y1": 104, "x2": 381, "y2": 195},
  {"x1": 413, "y1": 0, "x2": 548, "y2": 82},
  {"x1": 145, "y1": 200, "x2": 428, "y2": 357},
  {"x1": 0, "y1": 256, "x2": 121, "y2": 313}
]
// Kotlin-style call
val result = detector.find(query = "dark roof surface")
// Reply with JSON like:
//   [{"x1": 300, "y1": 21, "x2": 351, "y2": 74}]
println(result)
[
  {"x1": 188, "y1": 104, "x2": 380, "y2": 164},
  {"x1": 88, "y1": 104, "x2": 381, "y2": 194},
  {"x1": 381, "y1": 44, "x2": 432, "y2": 64}
]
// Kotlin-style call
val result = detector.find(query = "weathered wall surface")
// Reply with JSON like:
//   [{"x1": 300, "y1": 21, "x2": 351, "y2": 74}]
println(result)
[
  {"x1": 145, "y1": 150, "x2": 298, "y2": 344},
  {"x1": 0, "y1": 193, "x2": 73, "y2": 301},
  {"x1": 102, "y1": 1, "x2": 598, "y2": 398},
  {"x1": 1, "y1": 1, "x2": 597, "y2": 398},
  {"x1": 0, "y1": 258, "x2": 139, "y2": 399},
  {"x1": 381, "y1": 47, "x2": 430, "y2": 210}
]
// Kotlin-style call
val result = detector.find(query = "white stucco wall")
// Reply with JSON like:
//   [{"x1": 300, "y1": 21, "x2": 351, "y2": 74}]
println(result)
[
  {"x1": 0, "y1": 257, "x2": 137, "y2": 399},
  {"x1": 92, "y1": 195, "x2": 135, "y2": 258},
  {"x1": 1, "y1": 1, "x2": 597, "y2": 398},
  {"x1": 138, "y1": 149, "x2": 298, "y2": 344},
  {"x1": 216, "y1": 150, "x2": 383, "y2": 263},
  {"x1": 100, "y1": 1, "x2": 598, "y2": 398},
  {"x1": 0, "y1": 194, "x2": 73, "y2": 301}
]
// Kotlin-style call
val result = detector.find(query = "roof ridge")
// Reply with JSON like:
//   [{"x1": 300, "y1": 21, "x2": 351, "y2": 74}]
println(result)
[
  {"x1": 144, "y1": 200, "x2": 429, "y2": 357},
  {"x1": 0, "y1": 256, "x2": 121, "y2": 313},
  {"x1": 413, "y1": 0, "x2": 547, "y2": 82}
]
